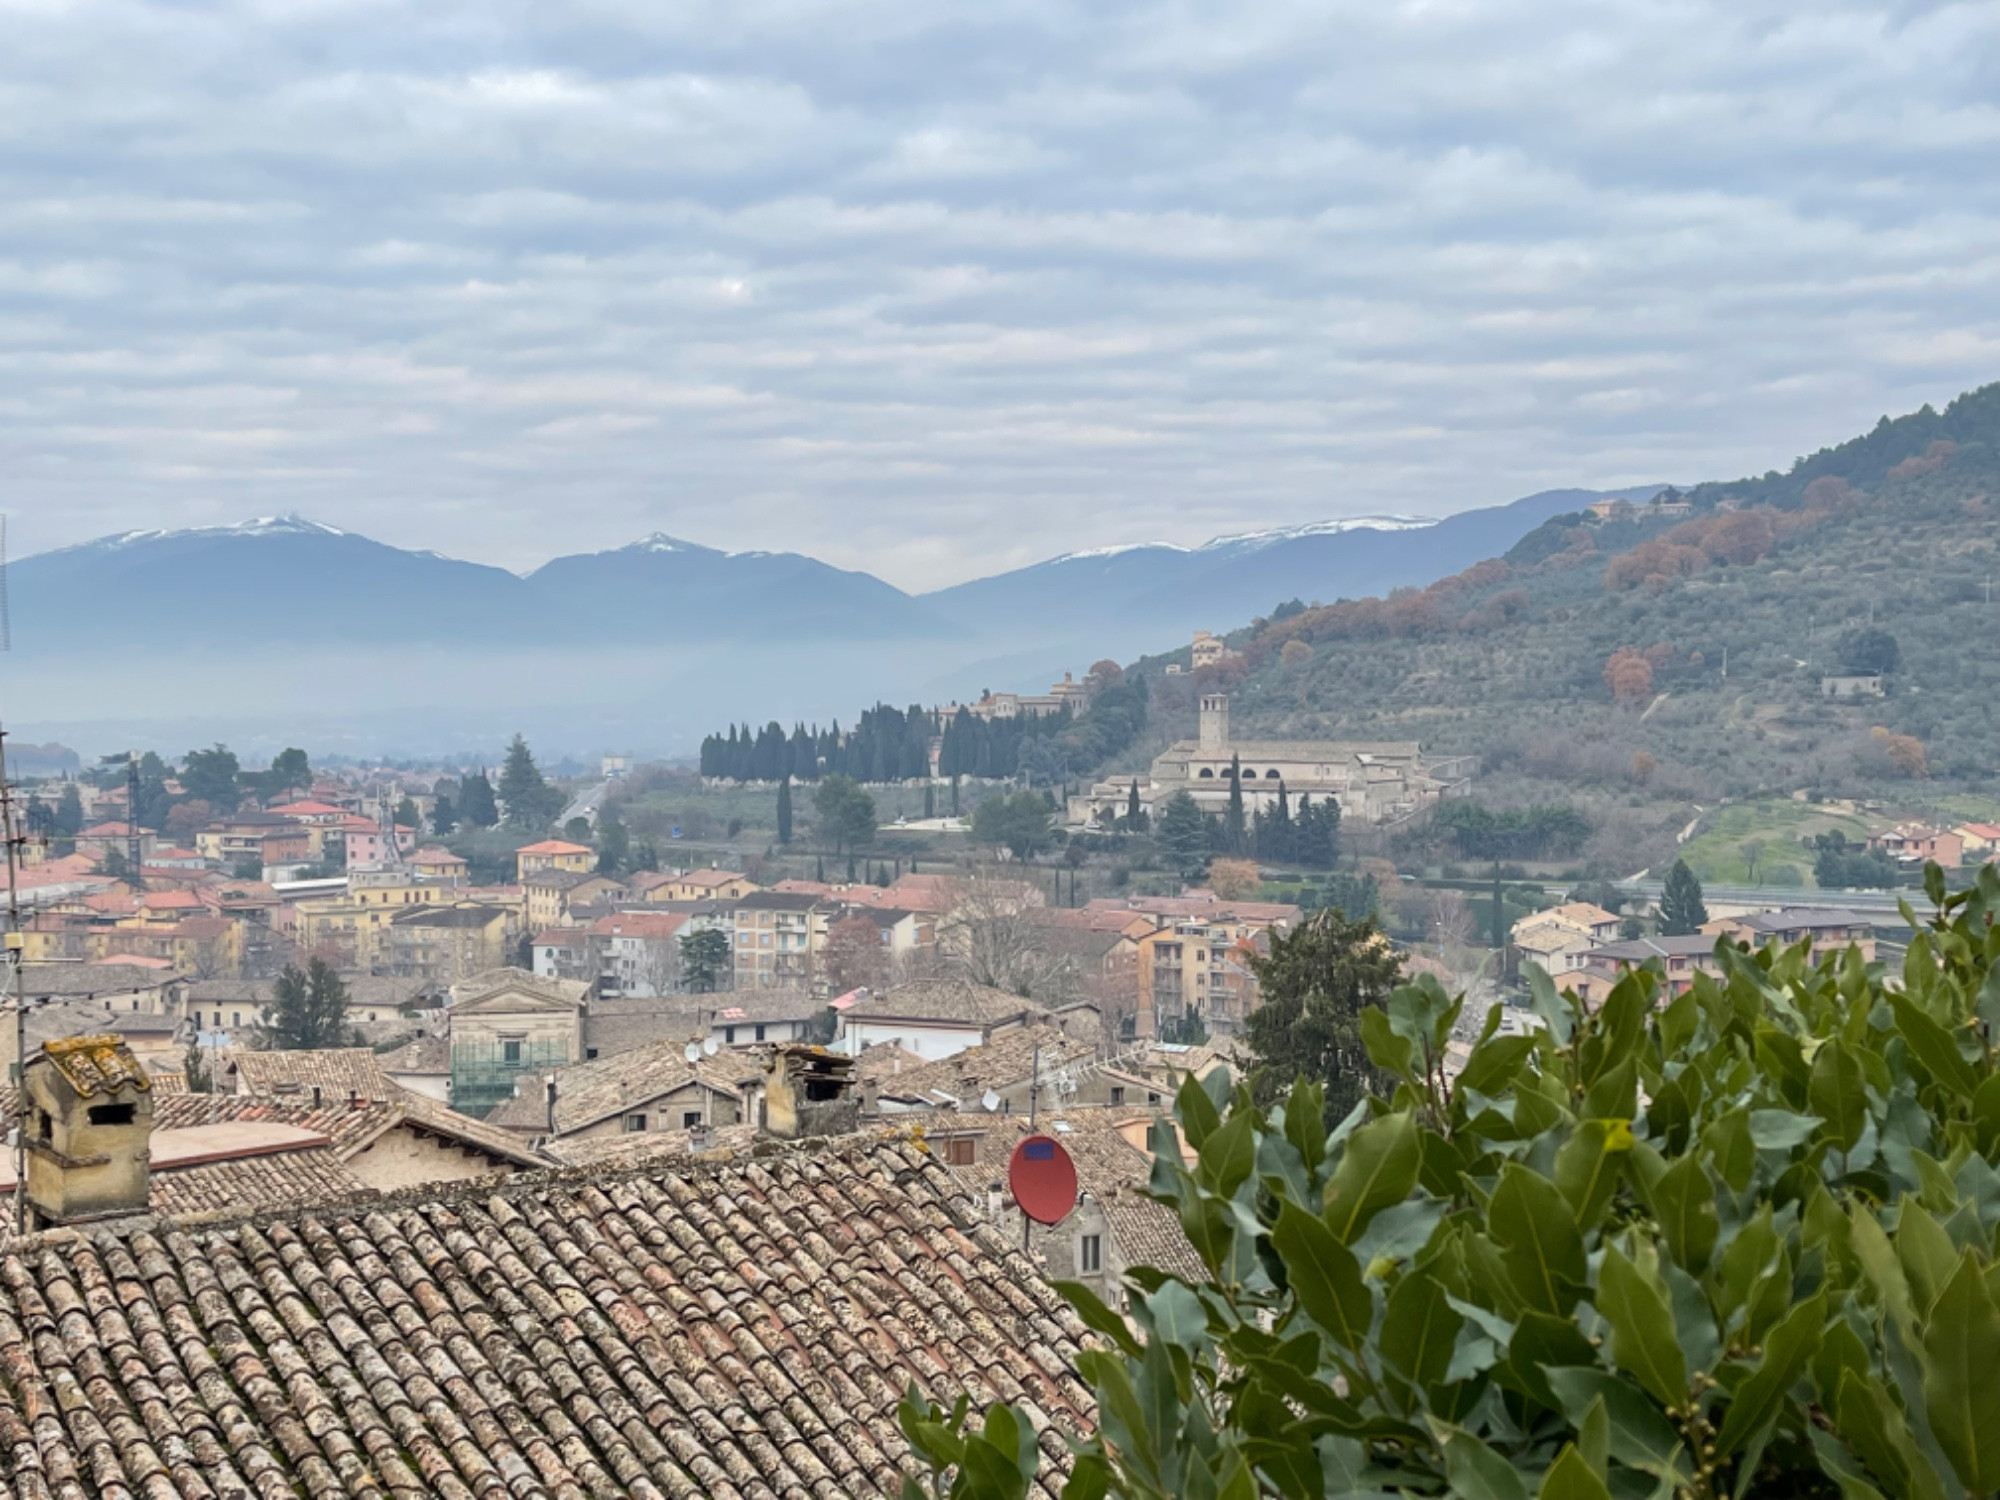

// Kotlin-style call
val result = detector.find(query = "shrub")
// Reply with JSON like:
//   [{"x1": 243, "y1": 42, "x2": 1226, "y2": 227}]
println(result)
[{"x1": 905, "y1": 865, "x2": 2000, "y2": 1500}]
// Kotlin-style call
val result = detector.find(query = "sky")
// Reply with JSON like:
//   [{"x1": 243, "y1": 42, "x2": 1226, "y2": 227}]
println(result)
[{"x1": 1, "y1": 0, "x2": 1995, "y2": 591}]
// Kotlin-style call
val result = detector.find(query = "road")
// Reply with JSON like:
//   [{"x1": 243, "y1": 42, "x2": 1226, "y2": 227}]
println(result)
[
  {"x1": 560, "y1": 778, "x2": 612, "y2": 827},
  {"x1": 1615, "y1": 878, "x2": 1921, "y2": 922}
]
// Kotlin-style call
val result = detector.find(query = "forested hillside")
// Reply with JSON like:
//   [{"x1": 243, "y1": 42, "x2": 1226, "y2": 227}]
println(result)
[{"x1": 1109, "y1": 382, "x2": 2000, "y2": 872}]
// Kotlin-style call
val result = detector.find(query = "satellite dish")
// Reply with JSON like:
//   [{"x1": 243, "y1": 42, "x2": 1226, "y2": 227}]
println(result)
[
  {"x1": 683, "y1": 1042, "x2": 701, "y2": 1064},
  {"x1": 703, "y1": 1037, "x2": 720, "y2": 1056},
  {"x1": 982, "y1": 1089, "x2": 1001, "y2": 1113},
  {"x1": 1008, "y1": 1136, "x2": 1079, "y2": 1225}
]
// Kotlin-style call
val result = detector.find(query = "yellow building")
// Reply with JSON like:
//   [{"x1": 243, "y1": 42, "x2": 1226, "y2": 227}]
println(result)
[
  {"x1": 644, "y1": 869, "x2": 758, "y2": 902},
  {"x1": 294, "y1": 873, "x2": 447, "y2": 972},
  {"x1": 515, "y1": 840, "x2": 593, "y2": 879}
]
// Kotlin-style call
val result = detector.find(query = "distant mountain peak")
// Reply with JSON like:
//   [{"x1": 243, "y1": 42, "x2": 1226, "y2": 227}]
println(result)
[
  {"x1": 50, "y1": 514, "x2": 350, "y2": 557},
  {"x1": 1200, "y1": 515, "x2": 1435, "y2": 551}
]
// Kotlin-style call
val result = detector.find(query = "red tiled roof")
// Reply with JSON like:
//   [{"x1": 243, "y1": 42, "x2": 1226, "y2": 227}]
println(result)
[{"x1": 517, "y1": 839, "x2": 592, "y2": 856}]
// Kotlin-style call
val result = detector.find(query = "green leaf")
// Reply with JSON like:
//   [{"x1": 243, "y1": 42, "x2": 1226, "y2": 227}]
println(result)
[
  {"x1": 1643, "y1": 1152, "x2": 1719, "y2": 1275},
  {"x1": 1538, "y1": 1444, "x2": 1612, "y2": 1500},
  {"x1": 1895, "y1": 1206, "x2": 1958, "y2": 1319},
  {"x1": 1489, "y1": 1162, "x2": 1586, "y2": 1315},
  {"x1": 1060, "y1": 1455, "x2": 1111, "y2": 1500},
  {"x1": 1455, "y1": 1034, "x2": 1537, "y2": 1100},
  {"x1": 1810, "y1": 1039, "x2": 1870, "y2": 1153},
  {"x1": 1144, "y1": 1281, "x2": 1211, "y2": 1351},
  {"x1": 1703, "y1": 1107, "x2": 1755, "y2": 1192},
  {"x1": 1178, "y1": 1070, "x2": 1224, "y2": 1149},
  {"x1": 1380, "y1": 1266, "x2": 1462, "y2": 1387},
  {"x1": 1577, "y1": 1395, "x2": 1610, "y2": 1479},
  {"x1": 1361, "y1": 1006, "x2": 1417, "y2": 1086},
  {"x1": 1052, "y1": 1281, "x2": 1144, "y2": 1359},
  {"x1": 1282, "y1": 1080, "x2": 1327, "y2": 1177},
  {"x1": 1889, "y1": 995, "x2": 1980, "y2": 1099},
  {"x1": 1525, "y1": 962, "x2": 1577, "y2": 1045},
  {"x1": 1198, "y1": 1109, "x2": 1257, "y2": 1199},
  {"x1": 1596, "y1": 1244, "x2": 1688, "y2": 1409},
  {"x1": 1271, "y1": 1201, "x2": 1373, "y2": 1352},
  {"x1": 1545, "y1": 1368, "x2": 1688, "y2": 1477},
  {"x1": 1836, "y1": 1369, "x2": 1947, "y2": 1500},
  {"x1": 1439, "y1": 1426, "x2": 1532, "y2": 1500},
  {"x1": 1554, "y1": 1119, "x2": 1634, "y2": 1231},
  {"x1": 1714, "y1": 1291, "x2": 1825, "y2": 1458},
  {"x1": 1748, "y1": 1108, "x2": 1822, "y2": 1150},
  {"x1": 1502, "y1": 1310, "x2": 1599, "y2": 1409},
  {"x1": 1582, "y1": 1056, "x2": 1638, "y2": 1123},
  {"x1": 1321, "y1": 1109, "x2": 1420, "y2": 1245},
  {"x1": 1920, "y1": 1250, "x2": 2000, "y2": 1493}
]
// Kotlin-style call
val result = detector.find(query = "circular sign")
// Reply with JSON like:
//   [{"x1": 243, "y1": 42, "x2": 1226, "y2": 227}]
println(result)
[{"x1": 1008, "y1": 1135, "x2": 1079, "y2": 1225}]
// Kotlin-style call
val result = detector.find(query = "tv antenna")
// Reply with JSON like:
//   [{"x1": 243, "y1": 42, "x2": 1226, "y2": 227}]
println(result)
[{"x1": 0, "y1": 514, "x2": 29, "y2": 1232}]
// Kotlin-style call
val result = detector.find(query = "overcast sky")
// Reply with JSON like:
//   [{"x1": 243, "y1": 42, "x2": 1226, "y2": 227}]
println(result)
[{"x1": 2, "y1": 0, "x2": 1994, "y2": 589}]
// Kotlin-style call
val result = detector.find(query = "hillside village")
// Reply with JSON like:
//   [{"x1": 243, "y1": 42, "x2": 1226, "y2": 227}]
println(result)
[{"x1": 0, "y1": 390, "x2": 1995, "y2": 1498}]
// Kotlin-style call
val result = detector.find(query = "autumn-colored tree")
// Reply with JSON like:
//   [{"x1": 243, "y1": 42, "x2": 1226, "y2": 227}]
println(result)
[
  {"x1": 1887, "y1": 439, "x2": 1956, "y2": 481},
  {"x1": 1642, "y1": 641, "x2": 1674, "y2": 671},
  {"x1": 1085, "y1": 658, "x2": 1124, "y2": 688},
  {"x1": 165, "y1": 799, "x2": 215, "y2": 839},
  {"x1": 1278, "y1": 639, "x2": 1313, "y2": 666},
  {"x1": 1802, "y1": 475, "x2": 1857, "y2": 511},
  {"x1": 822, "y1": 914, "x2": 889, "y2": 993},
  {"x1": 1602, "y1": 647, "x2": 1654, "y2": 704},
  {"x1": 1630, "y1": 750, "x2": 1657, "y2": 785},
  {"x1": 1871, "y1": 725, "x2": 1928, "y2": 778},
  {"x1": 1207, "y1": 857, "x2": 1261, "y2": 901}
]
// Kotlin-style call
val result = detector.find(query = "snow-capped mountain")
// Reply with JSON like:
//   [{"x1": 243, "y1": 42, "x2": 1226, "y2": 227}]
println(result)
[{"x1": 918, "y1": 489, "x2": 1629, "y2": 644}]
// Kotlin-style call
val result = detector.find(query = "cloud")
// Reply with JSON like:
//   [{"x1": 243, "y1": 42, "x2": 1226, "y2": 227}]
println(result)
[{"x1": 0, "y1": 0, "x2": 1994, "y2": 586}]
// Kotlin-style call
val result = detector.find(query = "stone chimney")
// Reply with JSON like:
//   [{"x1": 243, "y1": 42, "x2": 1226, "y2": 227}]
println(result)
[
  {"x1": 762, "y1": 1045, "x2": 858, "y2": 1139},
  {"x1": 21, "y1": 1035, "x2": 155, "y2": 1229},
  {"x1": 1199, "y1": 694, "x2": 1230, "y2": 753}
]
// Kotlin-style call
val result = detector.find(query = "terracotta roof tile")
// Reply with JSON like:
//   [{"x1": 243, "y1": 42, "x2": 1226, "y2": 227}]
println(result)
[{"x1": 0, "y1": 1139, "x2": 1092, "y2": 1496}]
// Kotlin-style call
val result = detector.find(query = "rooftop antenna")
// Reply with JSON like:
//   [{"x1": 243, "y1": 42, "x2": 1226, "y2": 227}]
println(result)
[{"x1": 0, "y1": 515, "x2": 28, "y2": 1234}]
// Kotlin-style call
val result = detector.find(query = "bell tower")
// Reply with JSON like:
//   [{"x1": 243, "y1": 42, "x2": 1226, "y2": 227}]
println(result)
[{"x1": 1199, "y1": 695, "x2": 1230, "y2": 753}]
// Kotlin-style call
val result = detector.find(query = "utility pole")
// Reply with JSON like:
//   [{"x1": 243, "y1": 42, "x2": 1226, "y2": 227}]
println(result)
[{"x1": 1, "y1": 727, "x2": 27, "y2": 1236}]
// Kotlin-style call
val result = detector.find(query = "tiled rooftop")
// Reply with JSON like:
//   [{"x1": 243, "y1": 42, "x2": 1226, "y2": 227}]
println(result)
[{"x1": 0, "y1": 1138, "x2": 1091, "y2": 1498}]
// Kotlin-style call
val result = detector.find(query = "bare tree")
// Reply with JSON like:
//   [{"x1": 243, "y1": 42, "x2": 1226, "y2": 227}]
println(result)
[
  {"x1": 633, "y1": 937, "x2": 682, "y2": 998},
  {"x1": 943, "y1": 878, "x2": 1076, "y2": 1000}
]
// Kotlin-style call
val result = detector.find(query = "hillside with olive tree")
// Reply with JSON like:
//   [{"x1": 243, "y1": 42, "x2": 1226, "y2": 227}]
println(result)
[{"x1": 1094, "y1": 382, "x2": 2000, "y2": 878}]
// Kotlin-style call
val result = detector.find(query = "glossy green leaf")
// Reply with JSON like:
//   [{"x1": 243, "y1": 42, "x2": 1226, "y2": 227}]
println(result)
[
  {"x1": 1545, "y1": 1368, "x2": 1688, "y2": 1477},
  {"x1": 1440, "y1": 1426, "x2": 1532, "y2": 1500},
  {"x1": 1270, "y1": 1201, "x2": 1373, "y2": 1352},
  {"x1": 1321, "y1": 1109, "x2": 1420, "y2": 1245},
  {"x1": 1643, "y1": 1151, "x2": 1718, "y2": 1275},
  {"x1": 1889, "y1": 995, "x2": 1980, "y2": 1099},
  {"x1": 1810, "y1": 1039, "x2": 1870, "y2": 1152},
  {"x1": 1554, "y1": 1119, "x2": 1633, "y2": 1231},
  {"x1": 1380, "y1": 1267, "x2": 1462, "y2": 1387},
  {"x1": 1538, "y1": 1443, "x2": 1612, "y2": 1500},
  {"x1": 1489, "y1": 1162, "x2": 1586, "y2": 1314},
  {"x1": 1714, "y1": 1291, "x2": 1824, "y2": 1457},
  {"x1": 1596, "y1": 1244, "x2": 1687, "y2": 1409},
  {"x1": 1360, "y1": 1006, "x2": 1417, "y2": 1086},
  {"x1": 1920, "y1": 1251, "x2": 2000, "y2": 1493}
]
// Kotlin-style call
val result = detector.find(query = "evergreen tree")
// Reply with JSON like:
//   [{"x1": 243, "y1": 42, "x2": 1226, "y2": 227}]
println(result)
[
  {"x1": 813, "y1": 774, "x2": 877, "y2": 856},
  {"x1": 1242, "y1": 906, "x2": 1404, "y2": 1125},
  {"x1": 432, "y1": 792, "x2": 457, "y2": 834},
  {"x1": 1660, "y1": 858, "x2": 1709, "y2": 935},
  {"x1": 1224, "y1": 754, "x2": 1247, "y2": 853},
  {"x1": 182, "y1": 744, "x2": 241, "y2": 810},
  {"x1": 1125, "y1": 779, "x2": 1145, "y2": 833},
  {"x1": 395, "y1": 796, "x2": 420, "y2": 830},
  {"x1": 54, "y1": 784, "x2": 83, "y2": 837},
  {"x1": 596, "y1": 808, "x2": 630, "y2": 873},
  {"x1": 816, "y1": 855, "x2": 825, "y2": 881},
  {"x1": 777, "y1": 775, "x2": 793, "y2": 844},
  {"x1": 258, "y1": 958, "x2": 351, "y2": 1050},
  {"x1": 678, "y1": 928, "x2": 731, "y2": 993},
  {"x1": 498, "y1": 735, "x2": 564, "y2": 833},
  {"x1": 459, "y1": 770, "x2": 499, "y2": 828},
  {"x1": 951, "y1": 775, "x2": 961, "y2": 816},
  {"x1": 1157, "y1": 791, "x2": 1212, "y2": 879},
  {"x1": 269, "y1": 747, "x2": 311, "y2": 796},
  {"x1": 183, "y1": 1041, "x2": 214, "y2": 1094}
]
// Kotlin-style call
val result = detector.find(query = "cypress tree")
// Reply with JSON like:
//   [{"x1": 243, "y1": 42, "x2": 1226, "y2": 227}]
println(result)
[
  {"x1": 1126, "y1": 778, "x2": 1142, "y2": 831},
  {"x1": 1660, "y1": 859, "x2": 1709, "y2": 935},
  {"x1": 777, "y1": 775, "x2": 793, "y2": 844},
  {"x1": 1224, "y1": 754, "x2": 1247, "y2": 853}
]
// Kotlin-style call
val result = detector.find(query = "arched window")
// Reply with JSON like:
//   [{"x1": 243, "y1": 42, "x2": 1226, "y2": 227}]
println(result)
[
  {"x1": 1265, "y1": 769, "x2": 1283, "y2": 779},
  {"x1": 1221, "y1": 766, "x2": 1237, "y2": 779},
  {"x1": 1197, "y1": 768, "x2": 1215, "y2": 779}
]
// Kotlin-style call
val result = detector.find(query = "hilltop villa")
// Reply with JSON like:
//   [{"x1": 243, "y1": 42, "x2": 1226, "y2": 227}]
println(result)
[{"x1": 1076, "y1": 694, "x2": 1468, "y2": 827}]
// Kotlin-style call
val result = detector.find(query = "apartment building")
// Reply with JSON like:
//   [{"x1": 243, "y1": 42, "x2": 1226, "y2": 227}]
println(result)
[{"x1": 732, "y1": 891, "x2": 824, "y2": 988}]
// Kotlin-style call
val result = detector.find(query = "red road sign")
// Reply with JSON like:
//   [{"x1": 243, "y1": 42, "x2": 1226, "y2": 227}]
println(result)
[{"x1": 1008, "y1": 1134, "x2": 1078, "y2": 1225}]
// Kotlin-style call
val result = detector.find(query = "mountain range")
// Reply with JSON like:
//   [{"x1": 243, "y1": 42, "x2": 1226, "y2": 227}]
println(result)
[{"x1": 12, "y1": 484, "x2": 1654, "y2": 658}]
